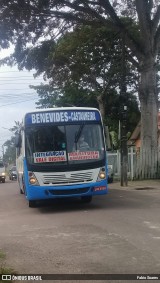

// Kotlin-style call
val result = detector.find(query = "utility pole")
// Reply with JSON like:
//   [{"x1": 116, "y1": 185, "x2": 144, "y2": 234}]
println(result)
[
  {"x1": 120, "y1": 32, "x2": 128, "y2": 186},
  {"x1": 120, "y1": 106, "x2": 128, "y2": 186}
]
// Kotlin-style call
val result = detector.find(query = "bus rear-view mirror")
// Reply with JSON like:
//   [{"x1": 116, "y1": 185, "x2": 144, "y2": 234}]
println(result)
[
  {"x1": 15, "y1": 133, "x2": 22, "y2": 148},
  {"x1": 105, "y1": 126, "x2": 112, "y2": 151}
]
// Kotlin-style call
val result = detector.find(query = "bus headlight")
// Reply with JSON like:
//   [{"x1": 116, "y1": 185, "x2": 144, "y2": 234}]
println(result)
[
  {"x1": 28, "y1": 172, "x2": 39, "y2": 186},
  {"x1": 2, "y1": 172, "x2": 5, "y2": 176},
  {"x1": 29, "y1": 177, "x2": 37, "y2": 184},
  {"x1": 99, "y1": 172, "x2": 106, "y2": 179},
  {"x1": 97, "y1": 167, "x2": 106, "y2": 181}
]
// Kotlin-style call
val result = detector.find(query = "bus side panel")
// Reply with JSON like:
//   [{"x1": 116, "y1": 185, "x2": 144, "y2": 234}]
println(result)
[{"x1": 23, "y1": 158, "x2": 30, "y2": 198}]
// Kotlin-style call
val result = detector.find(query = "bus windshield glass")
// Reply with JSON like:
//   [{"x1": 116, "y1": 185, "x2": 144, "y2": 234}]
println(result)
[{"x1": 25, "y1": 123, "x2": 105, "y2": 166}]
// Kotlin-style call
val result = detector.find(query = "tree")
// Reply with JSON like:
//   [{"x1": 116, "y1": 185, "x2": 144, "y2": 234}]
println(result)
[
  {"x1": 3, "y1": 121, "x2": 21, "y2": 165},
  {"x1": 29, "y1": 25, "x2": 140, "y2": 135},
  {"x1": 0, "y1": 0, "x2": 160, "y2": 178},
  {"x1": 9, "y1": 121, "x2": 22, "y2": 134},
  {"x1": 3, "y1": 137, "x2": 16, "y2": 165},
  {"x1": 44, "y1": 24, "x2": 138, "y2": 121},
  {"x1": 28, "y1": 24, "x2": 139, "y2": 117},
  {"x1": 32, "y1": 82, "x2": 140, "y2": 141}
]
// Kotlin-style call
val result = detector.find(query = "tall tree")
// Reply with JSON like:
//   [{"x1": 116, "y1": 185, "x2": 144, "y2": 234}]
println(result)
[
  {"x1": 0, "y1": 0, "x2": 160, "y2": 178},
  {"x1": 3, "y1": 137, "x2": 16, "y2": 165},
  {"x1": 45, "y1": 24, "x2": 138, "y2": 121},
  {"x1": 28, "y1": 24, "x2": 139, "y2": 121},
  {"x1": 3, "y1": 121, "x2": 21, "y2": 165},
  {"x1": 32, "y1": 83, "x2": 140, "y2": 136},
  {"x1": 9, "y1": 121, "x2": 22, "y2": 134}
]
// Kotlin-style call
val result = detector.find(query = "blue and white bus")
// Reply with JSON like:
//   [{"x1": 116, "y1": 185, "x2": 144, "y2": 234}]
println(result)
[{"x1": 16, "y1": 107, "x2": 108, "y2": 207}]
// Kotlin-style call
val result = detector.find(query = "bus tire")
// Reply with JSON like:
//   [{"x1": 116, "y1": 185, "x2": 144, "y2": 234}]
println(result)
[
  {"x1": 81, "y1": 196, "x2": 92, "y2": 203},
  {"x1": 29, "y1": 200, "x2": 37, "y2": 208},
  {"x1": 22, "y1": 176, "x2": 26, "y2": 195},
  {"x1": 19, "y1": 178, "x2": 24, "y2": 194},
  {"x1": 2, "y1": 179, "x2": 5, "y2": 183}
]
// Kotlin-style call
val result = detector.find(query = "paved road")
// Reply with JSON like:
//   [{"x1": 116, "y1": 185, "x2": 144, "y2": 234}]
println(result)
[{"x1": 0, "y1": 179, "x2": 160, "y2": 281}]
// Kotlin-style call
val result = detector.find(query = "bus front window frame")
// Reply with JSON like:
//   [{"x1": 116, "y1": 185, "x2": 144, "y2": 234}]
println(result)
[{"x1": 25, "y1": 122, "x2": 105, "y2": 171}]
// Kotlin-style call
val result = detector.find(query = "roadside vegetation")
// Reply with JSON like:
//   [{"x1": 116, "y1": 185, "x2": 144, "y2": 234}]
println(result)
[{"x1": 0, "y1": 250, "x2": 16, "y2": 283}]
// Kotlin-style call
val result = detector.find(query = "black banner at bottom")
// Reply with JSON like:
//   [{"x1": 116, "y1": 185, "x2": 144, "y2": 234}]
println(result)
[{"x1": 0, "y1": 274, "x2": 160, "y2": 281}]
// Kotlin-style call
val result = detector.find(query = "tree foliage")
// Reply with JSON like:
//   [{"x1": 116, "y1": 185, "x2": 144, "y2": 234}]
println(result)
[
  {"x1": 3, "y1": 137, "x2": 16, "y2": 166},
  {"x1": 0, "y1": 0, "x2": 160, "y2": 178},
  {"x1": 3, "y1": 121, "x2": 21, "y2": 165},
  {"x1": 0, "y1": 1, "x2": 160, "y2": 66},
  {"x1": 29, "y1": 24, "x2": 140, "y2": 134}
]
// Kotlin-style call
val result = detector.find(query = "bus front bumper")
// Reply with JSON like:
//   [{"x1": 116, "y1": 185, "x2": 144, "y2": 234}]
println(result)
[{"x1": 26, "y1": 180, "x2": 108, "y2": 201}]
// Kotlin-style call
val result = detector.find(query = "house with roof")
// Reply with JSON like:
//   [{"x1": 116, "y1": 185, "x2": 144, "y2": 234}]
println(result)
[{"x1": 128, "y1": 112, "x2": 160, "y2": 154}]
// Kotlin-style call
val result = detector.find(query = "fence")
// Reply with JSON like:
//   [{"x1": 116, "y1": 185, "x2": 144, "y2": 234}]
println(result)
[{"x1": 107, "y1": 147, "x2": 136, "y2": 180}]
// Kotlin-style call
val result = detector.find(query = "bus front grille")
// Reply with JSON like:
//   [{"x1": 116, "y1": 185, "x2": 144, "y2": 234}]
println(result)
[
  {"x1": 47, "y1": 187, "x2": 90, "y2": 195},
  {"x1": 42, "y1": 172, "x2": 93, "y2": 185}
]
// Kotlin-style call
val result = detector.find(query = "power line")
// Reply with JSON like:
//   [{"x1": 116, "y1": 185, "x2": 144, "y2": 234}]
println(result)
[
  {"x1": 0, "y1": 76, "x2": 43, "y2": 79},
  {"x1": 0, "y1": 93, "x2": 37, "y2": 97},
  {"x1": 0, "y1": 94, "x2": 38, "y2": 100},
  {"x1": 0, "y1": 82, "x2": 43, "y2": 84},
  {"x1": 0, "y1": 71, "x2": 39, "y2": 73},
  {"x1": 0, "y1": 77, "x2": 43, "y2": 79},
  {"x1": 0, "y1": 98, "x2": 38, "y2": 107},
  {"x1": 0, "y1": 79, "x2": 43, "y2": 81},
  {"x1": 0, "y1": 88, "x2": 37, "y2": 91},
  {"x1": 0, "y1": 92, "x2": 37, "y2": 95}
]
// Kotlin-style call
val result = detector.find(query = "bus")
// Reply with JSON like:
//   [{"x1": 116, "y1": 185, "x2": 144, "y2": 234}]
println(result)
[{"x1": 15, "y1": 107, "x2": 108, "y2": 207}]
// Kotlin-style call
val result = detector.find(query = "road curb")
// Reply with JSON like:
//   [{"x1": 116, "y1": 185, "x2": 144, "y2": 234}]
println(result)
[{"x1": 109, "y1": 180, "x2": 160, "y2": 190}]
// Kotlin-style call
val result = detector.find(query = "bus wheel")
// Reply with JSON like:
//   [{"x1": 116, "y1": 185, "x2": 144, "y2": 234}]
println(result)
[
  {"x1": 81, "y1": 196, "x2": 92, "y2": 203},
  {"x1": 19, "y1": 180, "x2": 24, "y2": 194},
  {"x1": 29, "y1": 200, "x2": 37, "y2": 208},
  {"x1": 21, "y1": 177, "x2": 26, "y2": 195}
]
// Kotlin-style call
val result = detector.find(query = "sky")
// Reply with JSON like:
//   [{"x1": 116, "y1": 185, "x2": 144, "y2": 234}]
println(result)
[{"x1": 0, "y1": 47, "x2": 44, "y2": 157}]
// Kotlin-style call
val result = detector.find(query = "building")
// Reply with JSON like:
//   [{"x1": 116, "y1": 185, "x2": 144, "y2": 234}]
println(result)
[{"x1": 128, "y1": 112, "x2": 160, "y2": 154}]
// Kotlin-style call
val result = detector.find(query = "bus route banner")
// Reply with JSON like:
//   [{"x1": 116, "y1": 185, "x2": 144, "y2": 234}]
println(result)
[
  {"x1": 25, "y1": 110, "x2": 101, "y2": 125},
  {"x1": 1, "y1": 274, "x2": 160, "y2": 281}
]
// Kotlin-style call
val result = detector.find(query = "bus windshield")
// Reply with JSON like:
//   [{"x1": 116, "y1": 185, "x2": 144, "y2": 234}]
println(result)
[{"x1": 25, "y1": 123, "x2": 105, "y2": 167}]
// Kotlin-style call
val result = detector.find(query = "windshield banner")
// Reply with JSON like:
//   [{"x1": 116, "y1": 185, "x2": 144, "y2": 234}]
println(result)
[
  {"x1": 33, "y1": 151, "x2": 99, "y2": 162},
  {"x1": 33, "y1": 151, "x2": 67, "y2": 163},
  {"x1": 25, "y1": 110, "x2": 101, "y2": 125},
  {"x1": 68, "y1": 151, "x2": 99, "y2": 161}
]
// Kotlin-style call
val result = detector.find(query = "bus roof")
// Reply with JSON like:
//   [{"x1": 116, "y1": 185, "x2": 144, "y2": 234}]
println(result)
[{"x1": 25, "y1": 106, "x2": 100, "y2": 114}]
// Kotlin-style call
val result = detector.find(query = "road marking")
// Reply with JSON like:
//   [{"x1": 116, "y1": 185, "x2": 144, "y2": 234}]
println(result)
[
  {"x1": 152, "y1": 237, "x2": 160, "y2": 239},
  {"x1": 144, "y1": 221, "x2": 160, "y2": 231}
]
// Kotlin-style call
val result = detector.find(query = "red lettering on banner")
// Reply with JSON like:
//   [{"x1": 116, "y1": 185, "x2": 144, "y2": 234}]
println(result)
[
  {"x1": 34, "y1": 155, "x2": 66, "y2": 163},
  {"x1": 68, "y1": 151, "x2": 99, "y2": 161},
  {"x1": 36, "y1": 157, "x2": 47, "y2": 163}
]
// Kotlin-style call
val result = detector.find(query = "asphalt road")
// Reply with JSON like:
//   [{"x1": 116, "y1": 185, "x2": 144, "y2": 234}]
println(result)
[{"x1": 0, "y1": 179, "x2": 160, "y2": 282}]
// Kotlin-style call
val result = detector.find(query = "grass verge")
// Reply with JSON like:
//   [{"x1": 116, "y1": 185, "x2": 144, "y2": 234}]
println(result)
[{"x1": 0, "y1": 250, "x2": 16, "y2": 283}]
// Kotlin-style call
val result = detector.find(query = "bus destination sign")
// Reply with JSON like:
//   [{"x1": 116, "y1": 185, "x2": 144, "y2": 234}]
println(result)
[{"x1": 25, "y1": 110, "x2": 101, "y2": 125}]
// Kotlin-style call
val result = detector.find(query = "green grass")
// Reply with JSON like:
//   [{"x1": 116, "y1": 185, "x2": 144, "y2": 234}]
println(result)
[
  {"x1": 0, "y1": 251, "x2": 5, "y2": 260},
  {"x1": 0, "y1": 250, "x2": 17, "y2": 283}
]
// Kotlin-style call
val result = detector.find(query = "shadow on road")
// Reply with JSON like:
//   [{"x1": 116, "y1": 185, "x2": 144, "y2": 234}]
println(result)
[
  {"x1": 36, "y1": 198, "x2": 102, "y2": 214},
  {"x1": 35, "y1": 188, "x2": 154, "y2": 214}
]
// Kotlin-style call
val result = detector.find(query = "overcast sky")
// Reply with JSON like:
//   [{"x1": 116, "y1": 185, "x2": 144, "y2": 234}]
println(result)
[{"x1": 0, "y1": 47, "x2": 44, "y2": 156}]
